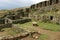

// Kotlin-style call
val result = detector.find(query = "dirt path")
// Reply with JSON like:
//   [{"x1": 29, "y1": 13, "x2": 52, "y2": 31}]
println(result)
[
  {"x1": 0, "y1": 25, "x2": 60, "y2": 40},
  {"x1": 20, "y1": 26, "x2": 60, "y2": 40},
  {"x1": 31, "y1": 26, "x2": 60, "y2": 40},
  {"x1": 21, "y1": 36, "x2": 37, "y2": 40},
  {"x1": 19, "y1": 25, "x2": 60, "y2": 40}
]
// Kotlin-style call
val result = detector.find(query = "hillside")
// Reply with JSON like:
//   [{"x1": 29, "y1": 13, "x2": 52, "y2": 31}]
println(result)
[
  {"x1": 0, "y1": 0, "x2": 60, "y2": 40},
  {"x1": 30, "y1": 0, "x2": 60, "y2": 24}
]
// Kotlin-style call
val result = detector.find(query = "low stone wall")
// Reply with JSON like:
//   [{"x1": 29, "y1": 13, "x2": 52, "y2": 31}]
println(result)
[
  {"x1": 1, "y1": 33, "x2": 29, "y2": 40},
  {"x1": 0, "y1": 24, "x2": 12, "y2": 30},
  {"x1": 0, "y1": 31, "x2": 40, "y2": 40},
  {"x1": 30, "y1": 0, "x2": 60, "y2": 9},
  {"x1": 13, "y1": 19, "x2": 31, "y2": 24}
]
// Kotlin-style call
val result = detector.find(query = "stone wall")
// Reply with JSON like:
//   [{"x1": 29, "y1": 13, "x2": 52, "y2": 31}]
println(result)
[
  {"x1": 13, "y1": 18, "x2": 31, "y2": 24},
  {"x1": 30, "y1": 0, "x2": 60, "y2": 9},
  {"x1": 0, "y1": 19, "x2": 5, "y2": 24},
  {"x1": 30, "y1": 2, "x2": 60, "y2": 24},
  {"x1": 0, "y1": 23, "x2": 12, "y2": 30},
  {"x1": 0, "y1": 31, "x2": 40, "y2": 40}
]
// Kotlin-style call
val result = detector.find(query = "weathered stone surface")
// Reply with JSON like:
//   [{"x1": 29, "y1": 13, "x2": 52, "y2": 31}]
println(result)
[
  {"x1": 30, "y1": 0, "x2": 60, "y2": 9},
  {"x1": 0, "y1": 31, "x2": 40, "y2": 40}
]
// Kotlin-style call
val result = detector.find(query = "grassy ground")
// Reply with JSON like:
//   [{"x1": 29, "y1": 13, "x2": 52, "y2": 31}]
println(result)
[
  {"x1": 38, "y1": 34, "x2": 49, "y2": 40},
  {"x1": 37, "y1": 22, "x2": 60, "y2": 32},
  {"x1": 17, "y1": 22, "x2": 49, "y2": 40},
  {"x1": 0, "y1": 27, "x2": 27, "y2": 36},
  {"x1": 0, "y1": 21, "x2": 60, "y2": 37},
  {"x1": 17, "y1": 22, "x2": 35, "y2": 31},
  {"x1": 17, "y1": 21, "x2": 60, "y2": 32}
]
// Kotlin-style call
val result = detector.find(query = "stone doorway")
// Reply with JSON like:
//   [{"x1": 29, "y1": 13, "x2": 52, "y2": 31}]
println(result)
[{"x1": 50, "y1": 16, "x2": 53, "y2": 20}]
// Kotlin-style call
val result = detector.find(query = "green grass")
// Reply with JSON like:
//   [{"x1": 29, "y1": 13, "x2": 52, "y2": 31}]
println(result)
[
  {"x1": 1, "y1": 27, "x2": 27, "y2": 36},
  {"x1": 38, "y1": 22, "x2": 60, "y2": 32},
  {"x1": 17, "y1": 22, "x2": 35, "y2": 31},
  {"x1": 19, "y1": 22, "x2": 32, "y2": 27},
  {"x1": 1, "y1": 28, "x2": 20, "y2": 36},
  {"x1": 38, "y1": 34, "x2": 49, "y2": 40},
  {"x1": 17, "y1": 21, "x2": 60, "y2": 32}
]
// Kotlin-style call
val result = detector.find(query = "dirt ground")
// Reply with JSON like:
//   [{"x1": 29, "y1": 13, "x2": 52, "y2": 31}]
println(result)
[
  {"x1": 20, "y1": 26, "x2": 60, "y2": 40},
  {"x1": 21, "y1": 36, "x2": 37, "y2": 40},
  {"x1": 0, "y1": 26, "x2": 60, "y2": 40}
]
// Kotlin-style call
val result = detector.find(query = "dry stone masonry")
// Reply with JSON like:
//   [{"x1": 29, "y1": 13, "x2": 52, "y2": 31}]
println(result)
[
  {"x1": 29, "y1": 0, "x2": 60, "y2": 24},
  {"x1": 30, "y1": 0, "x2": 59, "y2": 9}
]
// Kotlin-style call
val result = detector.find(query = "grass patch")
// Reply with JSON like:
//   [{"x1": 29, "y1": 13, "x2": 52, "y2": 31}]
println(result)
[
  {"x1": 19, "y1": 22, "x2": 32, "y2": 27},
  {"x1": 38, "y1": 34, "x2": 49, "y2": 40},
  {"x1": 17, "y1": 21, "x2": 60, "y2": 32},
  {"x1": 38, "y1": 22, "x2": 60, "y2": 32},
  {"x1": 17, "y1": 22, "x2": 35, "y2": 31},
  {"x1": 1, "y1": 27, "x2": 27, "y2": 36},
  {"x1": 1, "y1": 28, "x2": 20, "y2": 36}
]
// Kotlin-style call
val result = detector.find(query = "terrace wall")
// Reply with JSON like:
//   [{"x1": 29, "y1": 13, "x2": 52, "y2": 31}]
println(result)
[{"x1": 30, "y1": 0, "x2": 60, "y2": 9}]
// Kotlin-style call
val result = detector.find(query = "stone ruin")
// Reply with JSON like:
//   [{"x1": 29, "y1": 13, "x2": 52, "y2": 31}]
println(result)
[
  {"x1": 0, "y1": 0, "x2": 60, "y2": 39},
  {"x1": 0, "y1": 7, "x2": 31, "y2": 30},
  {"x1": 0, "y1": 31, "x2": 40, "y2": 40},
  {"x1": 6, "y1": 8, "x2": 30, "y2": 20},
  {"x1": 0, "y1": 0, "x2": 60, "y2": 25},
  {"x1": 30, "y1": 0, "x2": 59, "y2": 9},
  {"x1": 29, "y1": 0, "x2": 60, "y2": 24},
  {"x1": 0, "y1": 17, "x2": 13, "y2": 31}
]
